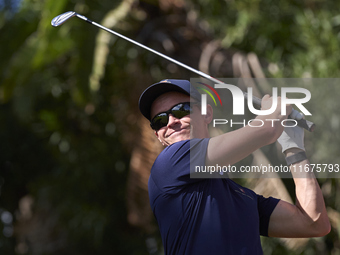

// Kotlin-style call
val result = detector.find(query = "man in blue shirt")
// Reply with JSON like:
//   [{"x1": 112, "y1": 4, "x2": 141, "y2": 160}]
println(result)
[{"x1": 138, "y1": 79, "x2": 330, "y2": 254}]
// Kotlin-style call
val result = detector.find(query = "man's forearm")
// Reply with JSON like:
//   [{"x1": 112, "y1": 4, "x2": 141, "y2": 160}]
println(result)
[{"x1": 287, "y1": 149, "x2": 331, "y2": 236}]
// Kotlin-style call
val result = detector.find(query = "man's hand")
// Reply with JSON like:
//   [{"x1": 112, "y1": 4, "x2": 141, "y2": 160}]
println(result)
[
  {"x1": 277, "y1": 124, "x2": 305, "y2": 154},
  {"x1": 261, "y1": 94, "x2": 293, "y2": 119}
]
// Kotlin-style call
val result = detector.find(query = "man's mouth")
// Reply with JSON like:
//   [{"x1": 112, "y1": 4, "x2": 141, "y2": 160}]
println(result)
[{"x1": 167, "y1": 127, "x2": 188, "y2": 137}]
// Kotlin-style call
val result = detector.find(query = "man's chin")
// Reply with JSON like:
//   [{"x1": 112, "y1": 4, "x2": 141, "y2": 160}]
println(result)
[{"x1": 167, "y1": 130, "x2": 190, "y2": 143}]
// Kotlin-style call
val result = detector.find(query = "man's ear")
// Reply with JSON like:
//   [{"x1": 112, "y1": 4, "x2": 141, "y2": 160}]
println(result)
[{"x1": 204, "y1": 104, "x2": 214, "y2": 124}]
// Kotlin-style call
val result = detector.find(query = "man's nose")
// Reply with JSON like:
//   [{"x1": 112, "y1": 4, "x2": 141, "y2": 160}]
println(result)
[{"x1": 167, "y1": 114, "x2": 181, "y2": 127}]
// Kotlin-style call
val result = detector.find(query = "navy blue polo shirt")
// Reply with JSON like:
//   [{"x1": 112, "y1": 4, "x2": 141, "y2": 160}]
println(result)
[{"x1": 148, "y1": 138, "x2": 280, "y2": 255}]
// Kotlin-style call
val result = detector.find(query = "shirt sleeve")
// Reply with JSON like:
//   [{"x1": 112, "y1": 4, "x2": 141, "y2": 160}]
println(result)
[
  {"x1": 150, "y1": 138, "x2": 209, "y2": 194},
  {"x1": 257, "y1": 195, "x2": 280, "y2": 236}
]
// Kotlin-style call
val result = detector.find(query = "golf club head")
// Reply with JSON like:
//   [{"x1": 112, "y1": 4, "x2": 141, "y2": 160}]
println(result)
[{"x1": 51, "y1": 11, "x2": 76, "y2": 27}]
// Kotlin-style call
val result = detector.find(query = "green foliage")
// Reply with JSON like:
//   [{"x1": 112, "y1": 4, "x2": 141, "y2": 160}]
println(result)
[
  {"x1": 1, "y1": 0, "x2": 148, "y2": 254},
  {"x1": 190, "y1": 0, "x2": 340, "y2": 77}
]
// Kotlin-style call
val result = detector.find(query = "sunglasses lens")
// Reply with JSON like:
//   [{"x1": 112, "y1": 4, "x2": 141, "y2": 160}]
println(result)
[
  {"x1": 151, "y1": 113, "x2": 168, "y2": 130},
  {"x1": 172, "y1": 103, "x2": 191, "y2": 119},
  {"x1": 150, "y1": 102, "x2": 194, "y2": 130}
]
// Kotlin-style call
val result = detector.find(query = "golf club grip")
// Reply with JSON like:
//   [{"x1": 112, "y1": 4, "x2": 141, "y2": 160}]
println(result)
[{"x1": 244, "y1": 93, "x2": 315, "y2": 132}]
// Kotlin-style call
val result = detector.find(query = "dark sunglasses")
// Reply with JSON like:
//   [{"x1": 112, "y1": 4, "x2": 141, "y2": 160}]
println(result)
[{"x1": 150, "y1": 102, "x2": 198, "y2": 130}]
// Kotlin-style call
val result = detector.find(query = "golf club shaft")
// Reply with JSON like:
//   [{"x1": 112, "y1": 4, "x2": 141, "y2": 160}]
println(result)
[
  {"x1": 52, "y1": 12, "x2": 315, "y2": 132},
  {"x1": 76, "y1": 14, "x2": 224, "y2": 83}
]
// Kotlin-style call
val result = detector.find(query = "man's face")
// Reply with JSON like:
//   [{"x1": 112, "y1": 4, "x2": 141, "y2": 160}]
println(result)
[{"x1": 150, "y1": 91, "x2": 210, "y2": 146}]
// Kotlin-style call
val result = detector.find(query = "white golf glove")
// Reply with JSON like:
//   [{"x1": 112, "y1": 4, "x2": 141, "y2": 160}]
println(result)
[
  {"x1": 290, "y1": 108, "x2": 304, "y2": 120},
  {"x1": 277, "y1": 109, "x2": 305, "y2": 153}
]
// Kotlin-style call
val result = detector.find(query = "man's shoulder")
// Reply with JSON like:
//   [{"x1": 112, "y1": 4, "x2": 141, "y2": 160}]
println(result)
[
  {"x1": 151, "y1": 138, "x2": 209, "y2": 175},
  {"x1": 158, "y1": 138, "x2": 209, "y2": 157}
]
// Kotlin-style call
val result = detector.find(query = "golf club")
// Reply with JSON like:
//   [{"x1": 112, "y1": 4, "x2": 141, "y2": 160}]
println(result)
[{"x1": 51, "y1": 11, "x2": 315, "y2": 132}]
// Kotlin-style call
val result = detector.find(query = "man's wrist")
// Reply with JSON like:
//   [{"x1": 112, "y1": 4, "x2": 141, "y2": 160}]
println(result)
[
  {"x1": 284, "y1": 148, "x2": 307, "y2": 165},
  {"x1": 284, "y1": 148, "x2": 305, "y2": 157}
]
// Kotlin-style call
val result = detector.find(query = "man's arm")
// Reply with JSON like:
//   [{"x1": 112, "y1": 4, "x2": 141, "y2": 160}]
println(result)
[
  {"x1": 206, "y1": 95, "x2": 288, "y2": 166},
  {"x1": 268, "y1": 149, "x2": 331, "y2": 237},
  {"x1": 268, "y1": 124, "x2": 331, "y2": 237},
  {"x1": 206, "y1": 92, "x2": 331, "y2": 237}
]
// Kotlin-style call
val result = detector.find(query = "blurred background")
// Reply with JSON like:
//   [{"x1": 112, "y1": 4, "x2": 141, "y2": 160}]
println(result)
[{"x1": 1, "y1": 0, "x2": 340, "y2": 254}]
